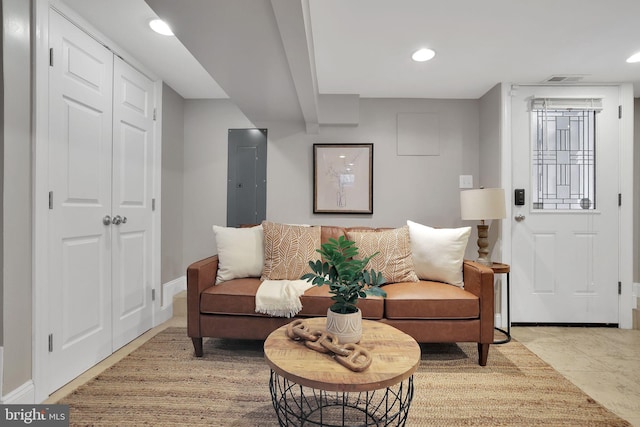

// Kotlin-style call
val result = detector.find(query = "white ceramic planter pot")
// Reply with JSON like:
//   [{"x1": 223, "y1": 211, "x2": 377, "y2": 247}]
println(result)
[{"x1": 326, "y1": 308, "x2": 362, "y2": 344}]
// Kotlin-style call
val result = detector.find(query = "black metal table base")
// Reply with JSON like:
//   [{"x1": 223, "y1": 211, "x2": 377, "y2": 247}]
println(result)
[
  {"x1": 493, "y1": 327, "x2": 511, "y2": 344},
  {"x1": 269, "y1": 371, "x2": 414, "y2": 427},
  {"x1": 493, "y1": 269, "x2": 511, "y2": 345}
]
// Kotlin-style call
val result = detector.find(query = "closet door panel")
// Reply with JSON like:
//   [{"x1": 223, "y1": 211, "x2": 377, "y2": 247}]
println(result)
[
  {"x1": 111, "y1": 57, "x2": 155, "y2": 350},
  {"x1": 48, "y1": 10, "x2": 114, "y2": 392}
]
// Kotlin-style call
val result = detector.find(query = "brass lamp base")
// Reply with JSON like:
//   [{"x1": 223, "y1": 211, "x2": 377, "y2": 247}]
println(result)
[{"x1": 475, "y1": 224, "x2": 493, "y2": 266}]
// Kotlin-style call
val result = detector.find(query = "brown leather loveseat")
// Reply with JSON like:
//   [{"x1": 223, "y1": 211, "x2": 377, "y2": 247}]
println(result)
[{"x1": 187, "y1": 224, "x2": 495, "y2": 365}]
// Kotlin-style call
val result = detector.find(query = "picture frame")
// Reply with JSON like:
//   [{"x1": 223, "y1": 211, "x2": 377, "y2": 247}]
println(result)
[{"x1": 313, "y1": 143, "x2": 373, "y2": 214}]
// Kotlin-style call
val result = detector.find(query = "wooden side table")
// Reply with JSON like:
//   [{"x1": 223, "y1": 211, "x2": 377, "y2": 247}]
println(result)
[
  {"x1": 264, "y1": 317, "x2": 421, "y2": 426},
  {"x1": 491, "y1": 262, "x2": 511, "y2": 344}
]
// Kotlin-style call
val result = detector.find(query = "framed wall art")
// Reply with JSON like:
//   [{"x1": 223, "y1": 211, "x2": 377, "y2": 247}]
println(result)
[{"x1": 313, "y1": 143, "x2": 373, "y2": 214}]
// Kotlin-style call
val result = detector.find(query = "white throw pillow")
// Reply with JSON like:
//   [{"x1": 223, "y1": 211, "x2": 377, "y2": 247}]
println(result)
[
  {"x1": 212, "y1": 225, "x2": 264, "y2": 284},
  {"x1": 406, "y1": 220, "x2": 471, "y2": 287}
]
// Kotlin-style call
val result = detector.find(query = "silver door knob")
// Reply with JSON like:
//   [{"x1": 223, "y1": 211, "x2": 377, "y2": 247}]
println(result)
[
  {"x1": 103, "y1": 215, "x2": 112, "y2": 225},
  {"x1": 515, "y1": 214, "x2": 526, "y2": 222},
  {"x1": 112, "y1": 215, "x2": 123, "y2": 225}
]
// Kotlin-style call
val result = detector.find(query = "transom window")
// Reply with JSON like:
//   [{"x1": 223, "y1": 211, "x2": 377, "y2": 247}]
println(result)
[{"x1": 530, "y1": 99, "x2": 600, "y2": 210}]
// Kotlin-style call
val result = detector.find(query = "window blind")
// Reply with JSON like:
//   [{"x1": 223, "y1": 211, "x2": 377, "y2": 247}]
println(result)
[{"x1": 530, "y1": 98, "x2": 603, "y2": 111}]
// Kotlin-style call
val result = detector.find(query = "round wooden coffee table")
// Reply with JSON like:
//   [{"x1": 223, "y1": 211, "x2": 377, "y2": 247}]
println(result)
[{"x1": 264, "y1": 317, "x2": 421, "y2": 426}]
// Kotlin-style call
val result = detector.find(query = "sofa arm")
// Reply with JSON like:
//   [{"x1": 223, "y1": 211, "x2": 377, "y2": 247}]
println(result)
[
  {"x1": 186, "y1": 255, "x2": 219, "y2": 338},
  {"x1": 463, "y1": 260, "x2": 495, "y2": 344}
]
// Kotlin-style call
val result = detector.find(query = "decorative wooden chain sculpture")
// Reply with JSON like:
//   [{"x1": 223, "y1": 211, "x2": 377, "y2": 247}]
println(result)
[{"x1": 286, "y1": 319, "x2": 372, "y2": 372}]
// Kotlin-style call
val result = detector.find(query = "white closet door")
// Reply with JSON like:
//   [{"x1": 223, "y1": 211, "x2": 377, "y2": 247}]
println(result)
[
  {"x1": 48, "y1": 11, "x2": 157, "y2": 393},
  {"x1": 111, "y1": 57, "x2": 155, "y2": 349},
  {"x1": 48, "y1": 10, "x2": 114, "y2": 391}
]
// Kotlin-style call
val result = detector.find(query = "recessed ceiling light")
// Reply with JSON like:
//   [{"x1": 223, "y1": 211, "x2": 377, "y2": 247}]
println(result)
[
  {"x1": 626, "y1": 52, "x2": 640, "y2": 63},
  {"x1": 149, "y1": 19, "x2": 174, "y2": 36},
  {"x1": 411, "y1": 48, "x2": 436, "y2": 62}
]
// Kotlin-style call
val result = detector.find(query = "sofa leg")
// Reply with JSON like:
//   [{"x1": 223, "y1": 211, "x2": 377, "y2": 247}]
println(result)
[
  {"x1": 478, "y1": 343, "x2": 489, "y2": 366},
  {"x1": 192, "y1": 337, "x2": 203, "y2": 357}
]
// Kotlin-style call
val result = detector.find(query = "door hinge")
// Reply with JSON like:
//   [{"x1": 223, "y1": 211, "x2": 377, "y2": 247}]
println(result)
[
  {"x1": 618, "y1": 282, "x2": 622, "y2": 295},
  {"x1": 48, "y1": 334, "x2": 53, "y2": 352},
  {"x1": 618, "y1": 105, "x2": 622, "y2": 119},
  {"x1": 618, "y1": 193, "x2": 622, "y2": 206},
  {"x1": 49, "y1": 191, "x2": 53, "y2": 209},
  {"x1": 152, "y1": 198, "x2": 156, "y2": 211},
  {"x1": 152, "y1": 289, "x2": 156, "y2": 301},
  {"x1": 49, "y1": 48, "x2": 54, "y2": 67},
  {"x1": 153, "y1": 108, "x2": 157, "y2": 121}
]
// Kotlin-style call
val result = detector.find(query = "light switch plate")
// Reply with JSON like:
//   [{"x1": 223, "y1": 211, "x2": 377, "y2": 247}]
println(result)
[{"x1": 459, "y1": 175, "x2": 473, "y2": 189}]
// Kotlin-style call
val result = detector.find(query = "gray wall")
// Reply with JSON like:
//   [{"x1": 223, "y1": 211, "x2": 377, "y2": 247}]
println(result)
[
  {"x1": 160, "y1": 83, "x2": 185, "y2": 286},
  {"x1": 2, "y1": 0, "x2": 33, "y2": 395},
  {"x1": 183, "y1": 99, "x2": 254, "y2": 267},
  {"x1": 182, "y1": 97, "x2": 481, "y2": 265},
  {"x1": 635, "y1": 98, "x2": 639, "y2": 283},
  {"x1": 0, "y1": 0, "x2": 4, "y2": 348},
  {"x1": 479, "y1": 84, "x2": 502, "y2": 188},
  {"x1": 479, "y1": 83, "x2": 505, "y2": 317},
  {"x1": 478, "y1": 84, "x2": 504, "y2": 261}
]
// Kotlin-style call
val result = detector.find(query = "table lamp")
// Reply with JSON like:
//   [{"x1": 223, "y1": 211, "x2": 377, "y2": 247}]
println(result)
[{"x1": 460, "y1": 188, "x2": 506, "y2": 266}]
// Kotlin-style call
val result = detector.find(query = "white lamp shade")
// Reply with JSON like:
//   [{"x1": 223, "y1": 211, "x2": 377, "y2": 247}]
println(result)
[{"x1": 460, "y1": 188, "x2": 506, "y2": 220}]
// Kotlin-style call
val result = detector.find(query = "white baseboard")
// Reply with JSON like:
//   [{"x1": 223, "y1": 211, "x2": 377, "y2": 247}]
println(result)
[
  {"x1": 154, "y1": 275, "x2": 186, "y2": 326},
  {"x1": 162, "y1": 275, "x2": 186, "y2": 308},
  {"x1": 495, "y1": 313, "x2": 503, "y2": 328},
  {"x1": 1, "y1": 380, "x2": 35, "y2": 404},
  {"x1": 0, "y1": 346, "x2": 3, "y2": 398}
]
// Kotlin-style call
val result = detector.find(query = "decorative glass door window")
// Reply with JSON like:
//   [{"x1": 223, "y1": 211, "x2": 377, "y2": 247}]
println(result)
[{"x1": 531, "y1": 108, "x2": 597, "y2": 210}]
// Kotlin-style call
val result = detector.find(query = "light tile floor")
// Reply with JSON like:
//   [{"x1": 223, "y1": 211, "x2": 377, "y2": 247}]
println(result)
[
  {"x1": 46, "y1": 309, "x2": 640, "y2": 426},
  {"x1": 511, "y1": 326, "x2": 640, "y2": 426}
]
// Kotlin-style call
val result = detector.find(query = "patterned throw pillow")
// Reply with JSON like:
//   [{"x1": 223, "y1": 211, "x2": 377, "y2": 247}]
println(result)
[
  {"x1": 347, "y1": 226, "x2": 419, "y2": 284},
  {"x1": 261, "y1": 221, "x2": 321, "y2": 281}
]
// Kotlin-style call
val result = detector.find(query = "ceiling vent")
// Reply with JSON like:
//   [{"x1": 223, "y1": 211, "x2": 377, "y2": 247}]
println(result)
[{"x1": 543, "y1": 75, "x2": 586, "y2": 83}]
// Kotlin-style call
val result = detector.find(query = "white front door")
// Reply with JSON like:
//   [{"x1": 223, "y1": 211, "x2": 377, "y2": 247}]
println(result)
[
  {"x1": 111, "y1": 57, "x2": 155, "y2": 349},
  {"x1": 511, "y1": 85, "x2": 620, "y2": 324},
  {"x1": 48, "y1": 10, "x2": 114, "y2": 390}
]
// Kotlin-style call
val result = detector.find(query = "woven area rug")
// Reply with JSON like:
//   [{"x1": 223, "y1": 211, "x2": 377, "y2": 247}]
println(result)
[{"x1": 57, "y1": 327, "x2": 631, "y2": 426}]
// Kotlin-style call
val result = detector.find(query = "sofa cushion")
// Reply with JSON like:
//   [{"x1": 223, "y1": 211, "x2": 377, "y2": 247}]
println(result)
[
  {"x1": 383, "y1": 281, "x2": 479, "y2": 319},
  {"x1": 407, "y1": 220, "x2": 471, "y2": 287},
  {"x1": 261, "y1": 221, "x2": 321, "y2": 281},
  {"x1": 200, "y1": 278, "x2": 383, "y2": 319},
  {"x1": 347, "y1": 226, "x2": 419, "y2": 284},
  {"x1": 212, "y1": 225, "x2": 264, "y2": 284},
  {"x1": 299, "y1": 285, "x2": 384, "y2": 319},
  {"x1": 200, "y1": 278, "x2": 263, "y2": 316}
]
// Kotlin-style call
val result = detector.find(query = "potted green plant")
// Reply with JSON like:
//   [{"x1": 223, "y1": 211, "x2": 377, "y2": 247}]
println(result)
[{"x1": 301, "y1": 236, "x2": 386, "y2": 343}]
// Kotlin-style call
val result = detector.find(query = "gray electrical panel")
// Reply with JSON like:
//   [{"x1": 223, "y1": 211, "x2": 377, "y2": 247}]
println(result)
[{"x1": 227, "y1": 129, "x2": 267, "y2": 227}]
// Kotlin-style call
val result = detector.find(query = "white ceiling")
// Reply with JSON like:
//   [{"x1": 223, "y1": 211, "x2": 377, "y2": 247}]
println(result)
[
  {"x1": 310, "y1": 0, "x2": 640, "y2": 99},
  {"x1": 59, "y1": 0, "x2": 227, "y2": 99},
  {"x1": 60, "y1": 0, "x2": 640, "y2": 126}
]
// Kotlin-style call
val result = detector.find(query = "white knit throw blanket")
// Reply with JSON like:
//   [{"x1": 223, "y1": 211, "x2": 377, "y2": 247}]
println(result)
[{"x1": 255, "y1": 279, "x2": 313, "y2": 318}]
